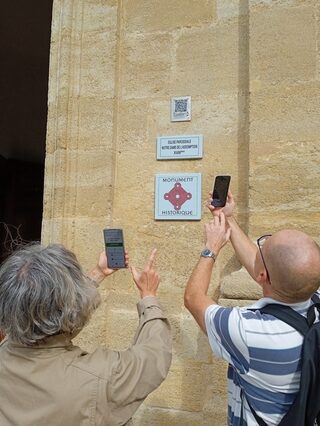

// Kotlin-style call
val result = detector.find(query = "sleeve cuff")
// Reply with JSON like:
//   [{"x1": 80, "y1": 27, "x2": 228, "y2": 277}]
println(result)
[{"x1": 137, "y1": 296, "x2": 161, "y2": 316}]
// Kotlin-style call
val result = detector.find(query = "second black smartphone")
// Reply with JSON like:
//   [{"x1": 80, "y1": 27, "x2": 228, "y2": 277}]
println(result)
[
  {"x1": 103, "y1": 229, "x2": 126, "y2": 269},
  {"x1": 211, "y1": 176, "x2": 231, "y2": 207}
]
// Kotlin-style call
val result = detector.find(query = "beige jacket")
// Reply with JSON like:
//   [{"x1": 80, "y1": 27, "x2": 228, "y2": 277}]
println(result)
[{"x1": 0, "y1": 297, "x2": 171, "y2": 426}]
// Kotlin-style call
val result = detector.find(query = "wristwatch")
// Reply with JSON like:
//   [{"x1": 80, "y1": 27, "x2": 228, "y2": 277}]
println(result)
[{"x1": 200, "y1": 248, "x2": 217, "y2": 261}]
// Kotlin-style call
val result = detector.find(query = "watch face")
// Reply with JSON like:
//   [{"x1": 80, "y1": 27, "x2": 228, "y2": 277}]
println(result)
[{"x1": 202, "y1": 249, "x2": 211, "y2": 257}]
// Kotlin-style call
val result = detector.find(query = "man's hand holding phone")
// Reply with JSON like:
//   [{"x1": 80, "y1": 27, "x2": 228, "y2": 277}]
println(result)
[
  {"x1": 204, "y1": 212, "x2": 231, "y2": 256},
  {"x1": 208, "y1": 190, "x2": 235, "y2": 218}
]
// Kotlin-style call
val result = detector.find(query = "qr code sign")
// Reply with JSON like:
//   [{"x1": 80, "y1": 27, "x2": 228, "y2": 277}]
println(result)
[
  {"x1": 174, "y1": 99, "x2": 188, "y2": 114},
  {"x1": 171, "y1": 96, "x2": 191, "y2": 121}
]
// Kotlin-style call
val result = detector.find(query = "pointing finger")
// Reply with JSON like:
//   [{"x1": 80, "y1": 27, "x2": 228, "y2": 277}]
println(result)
[{"x1": 145, "y1": 248, "x2": 157, "y2": 270}]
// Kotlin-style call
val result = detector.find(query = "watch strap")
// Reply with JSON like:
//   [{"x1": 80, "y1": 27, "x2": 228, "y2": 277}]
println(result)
[{"x1": 200, "y1": 249, "x2": 217, "y2": 261}]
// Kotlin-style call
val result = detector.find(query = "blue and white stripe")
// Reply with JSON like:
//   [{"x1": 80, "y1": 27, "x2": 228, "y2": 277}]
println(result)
[{"x1": 205, "y1": 296, "x2": 316, "y2": 425}]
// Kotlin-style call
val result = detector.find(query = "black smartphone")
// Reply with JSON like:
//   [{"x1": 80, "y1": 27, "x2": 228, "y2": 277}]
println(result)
[
  {"x1": 103, "y1": 229, "x2": 126, "y2": 269},
  {"x1": 211, "y1": 176, "x2": 231, "y2": 207}
]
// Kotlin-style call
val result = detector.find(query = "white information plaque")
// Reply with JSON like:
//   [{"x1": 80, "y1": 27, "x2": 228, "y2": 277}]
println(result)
[
  {"x1": 171, "y1": 96, "x2": 191, "y2": 122},
  {"x1": 157, "y1": 135, "x2": 203, "y2": 160},
  {"x1": 155, "y1": 173, "x2": 201, "y2": 220}
]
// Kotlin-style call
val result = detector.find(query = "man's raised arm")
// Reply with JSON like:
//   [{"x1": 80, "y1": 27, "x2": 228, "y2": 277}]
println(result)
[
  {"x1": 184, "y1": 213, "x2": 231, "y2": 333},
  {"x1": 208, "y1": 191, "x2": 260, "y2": 284}
]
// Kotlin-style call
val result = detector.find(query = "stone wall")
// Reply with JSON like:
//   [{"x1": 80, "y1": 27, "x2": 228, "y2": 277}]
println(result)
[{"x1": 43, "y1": 1, "x2": 320, "y2": 424}]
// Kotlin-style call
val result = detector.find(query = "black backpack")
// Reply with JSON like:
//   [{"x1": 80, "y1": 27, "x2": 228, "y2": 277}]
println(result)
[{"x1": 242, "y1": 294, "x2": 320, "y2": 426}]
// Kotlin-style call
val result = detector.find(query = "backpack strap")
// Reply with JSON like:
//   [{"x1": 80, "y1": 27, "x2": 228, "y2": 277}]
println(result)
[
  {"x1": 259, "y1": 303, "x2": 309, "y2": 336},
  {"x1": 259, "y1": 296, "x2": 320, "y2": 334},
  {"x1": 309, "y1": 294, "x2": 320, "y2": 327}
]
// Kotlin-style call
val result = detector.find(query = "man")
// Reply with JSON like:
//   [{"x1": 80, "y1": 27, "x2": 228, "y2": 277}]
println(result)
[
  {"x1": 184, "y1": 192, "x2": 320, "y2": 425},
  {"x1": 0, "y1": 243, "x2": 171, "y2": 425}
]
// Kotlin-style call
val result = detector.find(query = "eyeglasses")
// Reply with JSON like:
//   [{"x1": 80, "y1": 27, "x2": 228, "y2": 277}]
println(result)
[{"x1": 257, "y1": 234, "x2": 272, "y2": 283}]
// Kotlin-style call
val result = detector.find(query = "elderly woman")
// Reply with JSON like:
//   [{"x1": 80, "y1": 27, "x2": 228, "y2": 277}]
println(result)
[{"x1": 0, "y1": 243, "x2": 171, "y2": 425}]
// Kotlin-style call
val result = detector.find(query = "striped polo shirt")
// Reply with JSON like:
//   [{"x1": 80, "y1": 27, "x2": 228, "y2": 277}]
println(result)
[{"x1": 205, "y1": 296, "x2": 317, "y2": 426}]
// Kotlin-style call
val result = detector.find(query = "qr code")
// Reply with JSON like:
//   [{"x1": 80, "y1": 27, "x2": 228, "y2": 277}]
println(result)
[
  {"x1": 171, "y1": 96, "x2": 191, "y2": 121},
  {"x1": 174, "y1": 99, "x2": 188, "y2": 114}
]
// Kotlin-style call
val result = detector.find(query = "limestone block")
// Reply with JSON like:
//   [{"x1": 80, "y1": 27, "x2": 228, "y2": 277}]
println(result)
[
  {"x1": 69, "y1": 217, "x2": 113, "y2": 267},
  {"x1": 74, "y1": 298, "x2": 140, "y2": 352},
  {"x1": 190, "y1": 96, "x2": 239, "y2": 143},
  {"x1": 108, "y1": 270, "x2": 155, "y2": 307},
  {"x1": 43, "y1": 182, "x2": 112, "y2": 244},
  {"x1": 45, "y1": 98, "x2": 69, "y2": 151},
  {"x1": 123, "y1": 0, "x2": 215, "y2": 32},
  {"x1": 75, "y1": 98, "x2": 115, "y2": 150},
  {"x1": 101, "y1": 288, "x2": 144, "y2": 312},
  {"x1": 67, "y1": 150, "x2": 113, "y2": 187},
  {"x1": 175, "y1": 19, "x2": 242, "y2": 96},
  {"x1": 248, "y1": 124, "x2": 320, "y2": 223},
  {"x1": 129, "y1": 359, "x2": 227, "y2": 424},
  {"x1": 175, "y1": 312, "x2": 213, "y2": 363},
  {"x1": 69, "y1": 186, "x2": 113, "y2": 217},
  {"x1": 117, "y1": 100, "x2": 149, "y2": 148},
  {"x1": 43, "y1": 151, "x2": 67, "y2": 200},
  {"x1": 50, "y1": 0, "x2": 76, "y2": 45},
  {"x1": 251, "y1": 5, "x2": 317, "y2": 83},
  {"x1": 101, "y1": 307, "x2": 138, "y2": 351},
  {"x1": 50, "y1": 35, "x2": 83, "y2": 95},
  {"x1": 88, "y1": 288, "x2": 168, "y2": 354},
  {"x1": 41, "y1": 218, "x2": 65, "y2": 245},
  {"x1": 216, "y1": 0, "x2": 245, "y2": 20},
  {"x1": 82, "y1": 2, "x2": 117, "y2": 33},
  {"x1": 202, "y1": 392, "x2": 228, "y2": 425},
  {"x1": 121, "y1": 32, "x2": 174, "y2": 99},
  {"x1": 202, "y1": 360, "x2": 228, "y2": 424},
  {"x1": 46, "y1": 98, "x2": 115, "y2": 153},
  {"x1": 52, "y1": 1, "x2": 117, "y2": 38},
  {"x1": 220, "y1": 267, "x2": 262, "y2": 300},
  {"x1": 158, "y1": 287, "x2": 186, "y2": 316},
  {"x1": 80, "y1": 31, "x2": 117, "y2": 98},
  {"x1": 250, "y1": 84, "x2": 320, "y2": 143},
  {"x1": 50, "y1": 29, "x2": 117, "y2": 107},
  {"x1": 144, "y1": 359, "x2": 210, "y2": 411},
  {"x1": 248, "y1": 211, "x2": 320, "y2": 241},
  {"x1": 203, "y1": 358, "x2": 229, "y2": 394},
  {"x1": 133, "y1": 406, "x2": 203, "y2": 426}
]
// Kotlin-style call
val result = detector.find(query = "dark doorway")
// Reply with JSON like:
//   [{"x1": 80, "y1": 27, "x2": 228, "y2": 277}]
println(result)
[{"x1": 0, "y1": 0, "x2": 53, "y2": 262}]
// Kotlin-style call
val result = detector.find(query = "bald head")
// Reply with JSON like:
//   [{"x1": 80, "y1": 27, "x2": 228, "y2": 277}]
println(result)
[{"x1": 262, "y1": 230, "x2": 320, "y2": 302}]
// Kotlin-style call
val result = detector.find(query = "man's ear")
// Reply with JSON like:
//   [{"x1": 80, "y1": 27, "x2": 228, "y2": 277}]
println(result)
[{"x1": 257, "y1": 269, "x2": 269, "y2": 286}]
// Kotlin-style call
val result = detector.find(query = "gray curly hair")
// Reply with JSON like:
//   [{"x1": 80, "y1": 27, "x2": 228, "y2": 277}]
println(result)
[{"x1": 0, "y1": 243, "x2": 101, "y2": 345}]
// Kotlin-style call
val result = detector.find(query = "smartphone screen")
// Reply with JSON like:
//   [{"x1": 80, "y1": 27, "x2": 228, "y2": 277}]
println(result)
[
  {"x1": 211, "y1": 176, "x2": 231, "y2": 207},
  {"x1": 103, "y1": 229, "x2": 126, "y2": 269}
]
